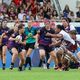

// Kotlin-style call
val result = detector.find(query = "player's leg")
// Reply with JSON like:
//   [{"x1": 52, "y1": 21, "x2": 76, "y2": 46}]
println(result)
[
  {"x1": 66, "y1": 50, "x2": 79, "y2": 68},
  {"x1": 2, "y1": 45, "x2": 7, "y2": 70},
  {"x1": 55, "y1": 47, "x2": 65, "y2": 70},
  {"x1": 10, "y1": 48, "x2": 18, "y2": 70},
  {"x1": 46, "y1": 52, "x2": 50, "y2": 63},
  {"x1": 0, "y1": 51, "x2": 2, "y2": 60},
  {"x1": 48, "y1": 51, "x2": 58, "y2": 69},
  {"x1": 67, "y1": 50, "x2": 78, "y2": 63},
  {"x1": 18, "y1": 50, "x2": 26, "y2": 71},
  {"x1": 62, "y1": 55, "x2": 70, "y2": 71},
  {"x1": 47, "y1": 55, "x2": 53, "y2": 69},
  {"x1": 25, "y1": 43, "x2": 35, "y2": 70},
  {"x1": 25, "y1": 48, "x2": 33, "y2": 70},
  {"x1": 0, "y1": 49, "x2": 2, "y2": 60},
  {"x1": 39, "y1": 49, "x2": 46, "y2": 68},
  {"x1": 77, "y1": 51, "x2": 80, "y2": 60}
]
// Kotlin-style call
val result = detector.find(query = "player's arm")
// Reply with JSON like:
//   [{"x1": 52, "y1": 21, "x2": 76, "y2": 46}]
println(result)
[
  {"x1": 1, "y1": 33, "x2": 6, "y2": 38},
  {"x1": 49, "y1": 39, "x2": 62, "y2": 46},
  {"x1": 19, "y1": 40, "x2": 26, "y2": 45},
  {"x1": 19, "y1": 35, "x2": 27, "y2": 45},
  {"x1": 46, "y1": 33, "x2": 63, "y2": 38},
  {"x1": 9, "y1": 34, "x2": 17, "y2": 41},
  {"x1": 9, "y1": 37, "x2": 16, "y2": 41},
  {"x1": 0, "y1": 36, "x2": 2, "y2": 45},
  {"x1": 33, "y1": 28, "x2": 39, "y2": 39}
]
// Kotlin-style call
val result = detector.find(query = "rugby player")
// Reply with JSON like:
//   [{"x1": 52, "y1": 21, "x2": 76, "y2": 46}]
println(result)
[
  {"x1": 0, "y1": 20, "x2": 10, "y2": 70},
  {"x1": 24, "y1": 21, "x2": 37, "y2": 70},
  {"x1": 8, "y1": 24, "x2": 26, "y2": 71},
  {"x1": 38, "y1": 20, "x2": 57, "y2": 69},
  {"x1": 61, "y1": 18, "x2": 76, "y2": 32},
  {"x1": 46, "y1": 25, "x2": 79, "y2": 70}
]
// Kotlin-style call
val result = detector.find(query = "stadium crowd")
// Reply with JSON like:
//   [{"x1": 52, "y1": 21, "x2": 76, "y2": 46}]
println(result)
[
  {"x1": 0, "y1": 0, "x2": 80, "y2": 71},
  {"x1": 0, "y1": 0, "x2": 80, "y2": 21},
  {"x1": 0, "y1": 0, "x2": 58, "y2": 21}
]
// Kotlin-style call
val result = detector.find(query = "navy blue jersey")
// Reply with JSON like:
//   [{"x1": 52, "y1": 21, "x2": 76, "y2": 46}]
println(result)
[
  {"x1": 38, "y1": 27, "x2": 55, "y2": 46},
  {"x1": 7, "y1": 30, "x2": 18, "y2": 49},
  {"x1": 15, "y1": 33, "x2": 26, "y2": 48},
  {"x1": 1, "y1": 27, "x2": 10, "y2": 45}
]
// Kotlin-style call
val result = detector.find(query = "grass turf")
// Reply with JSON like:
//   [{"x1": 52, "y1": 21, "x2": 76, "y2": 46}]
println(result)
[{"x1": 0, "y1": 68, "x2": 80, "y2": 80}]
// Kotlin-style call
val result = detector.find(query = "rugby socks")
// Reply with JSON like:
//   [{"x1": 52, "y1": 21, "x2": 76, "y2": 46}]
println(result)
[
  {"x1": 39, "y1": 59, "x2": 46, "y2": 67},
  {"x1": 28, "y1": 57, "x2": 31, "y2": 67},
  {"x1": 42, "y1": 59, "x2": 46, "y2": 64},
  {"x1": 2, "y1": 63, "x2": 5, "y2": 70},
  {"x1": 58, "y1": 63, "x2": 62, "y2": 68},
  {"x1": 25, "y1": 57, "x2": 28, "y2": 67},
  {"x1": 39, "y1": 59, "x2": 42, "y2": 67},
  {"x1": 25, "y1": 57, "x2": 32, "y2": 68},
  {"x1": 75, "y1": 62, "x2": 79, "y2": 68},
  {"x1": 18, "y1": 66, "x2": 22, "y2": 71},
  {"x1": 47, "y1": 63, "x2": 50, "y2": 69},
  {"x1": 10, "y1": 62, "x2": 14, "y2": 70}
]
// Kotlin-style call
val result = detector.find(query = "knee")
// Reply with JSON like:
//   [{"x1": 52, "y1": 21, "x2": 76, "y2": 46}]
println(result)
[
  {"x1": 26, "y1": 54, "x2": 30, "y2": 57},
  {"x1": 40, "y1": 53, "x2": 45, "y2": 59},
  {"x1": 21, "y1": 58, "x2": 25, "y2": 63},
  {"x1": 2, "y1": 53, "x2": 6, "y2": 57},
  {"x1": 13, "y1": 52, "x2": 18, "y2": 56}
]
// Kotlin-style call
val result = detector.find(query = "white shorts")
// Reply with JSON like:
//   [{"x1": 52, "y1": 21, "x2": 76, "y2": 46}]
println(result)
[{"x1": 54, "y1": 45, "x2": 67, "y2": 56}]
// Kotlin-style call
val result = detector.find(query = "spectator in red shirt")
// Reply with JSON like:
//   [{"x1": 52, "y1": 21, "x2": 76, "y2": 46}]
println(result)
[{"x1": 13, "y1": 0, "x2": 22, "y2": 7}]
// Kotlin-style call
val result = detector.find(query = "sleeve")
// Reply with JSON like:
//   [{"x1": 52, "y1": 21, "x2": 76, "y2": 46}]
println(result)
[
  {"x1": 7, "y1": 29, "x2": 14, "y2": 37},
  {"x1": 39, "y1": 27, "x2": 44, "y2": 35},
  {"x1": 70, "y1": 25, "x2": 76, "y2": 31},
  {"x1": 76, "y1": 35, "x2": 80, "y2": 41}
]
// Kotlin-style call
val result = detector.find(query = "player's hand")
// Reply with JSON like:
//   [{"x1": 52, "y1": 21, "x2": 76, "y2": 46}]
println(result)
[
  {"x1": 9, "y1": 37, "x2": 13, "y2": 41},
  {"x1": 33, "y1": 35, "x2": 37, "y2": 39},
  {"x1": 35, "y1": 42, "x2": 39, "y2": 49},
  {"x1": 1, "y1": 33, "x2": 6, "y2": 37},
  {"x1": 9, "y1": 37, "x2": 16, "y2": 41},
  {"x1": 46, "y1": 32, "x2": 52, "y2": 37},
  {"x1": 15, "y1": 37, "x2": 20, "y2": 42}
]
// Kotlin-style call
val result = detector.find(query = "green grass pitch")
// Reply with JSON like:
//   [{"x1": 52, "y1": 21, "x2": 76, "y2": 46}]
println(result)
[{"x1": 0, "y1": 68, "x2": 80, "y2": 80}]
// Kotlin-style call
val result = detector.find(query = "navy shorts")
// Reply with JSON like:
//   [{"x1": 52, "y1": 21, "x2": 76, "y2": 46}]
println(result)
[
  {"x1": 25, "y1": 43, "x2": 35, "y2": 50},
  {"x1": 39, "y1": 44, "x2": 54, "y2": 53},
  {"x1": 0, "y1": 45, "x2": 2, "y2": 54}
]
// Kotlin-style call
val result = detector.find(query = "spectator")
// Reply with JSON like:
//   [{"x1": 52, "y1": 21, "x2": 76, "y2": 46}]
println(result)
[
  {"x1": 76, "y1": 7, "x2": 80, "y2": 18},
  {"x1": 31, "y1": 1, "x2": 37, "y2": 19},
  {"x1": 61, "y1": 18, "x2": 76, "y2": 33},
  {"x1": 0, "y1": 3, "x2": 7, "y2": 13},
  {"x1": 23, "y1": 15, "x2": 27, "y2": 22},
  {"x1": 13, "y1": 0, "x2": 22, "y2": 7},
  {"x1": 25, "y1": 1, "x2": 31, "y2": 14},
  {"x1": 8, "y1": 7, "x2": 16, "y2": 20},
  {"x1": 52, "y1": 10, "x2": 58, "y2": 19},
  {"x1": 63, "y1": 5, "x2": 71, "y2": 18},
  {"x1": 10, "y1": 1, "x2": 16, "y2": 8},
  {"x1": 68, "y1": 11, "x2": 75, "y2": 21},
  {"x1": 36, "y1": 14, "x2": 41, "y2": 21},
  {"x1": 0, "y1": 12, "x2": 4, "y2": 20},
  {"x1": 18, "y1": 9, "x2": 26, "y2": 21},
  {"x1": 30, "y1": 15, "x2": 35, "y2": 21},
  {"x1": 0, "y1": 0, "x2": 58, "y2": 21}
]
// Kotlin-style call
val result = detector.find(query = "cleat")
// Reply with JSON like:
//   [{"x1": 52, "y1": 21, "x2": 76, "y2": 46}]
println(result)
[
  {"x1": 28, "y1": 67, "x2": 31, "y2": 70},
  {"x1": 2, "y1": 67, "x2": 5, "y2": 70}
]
